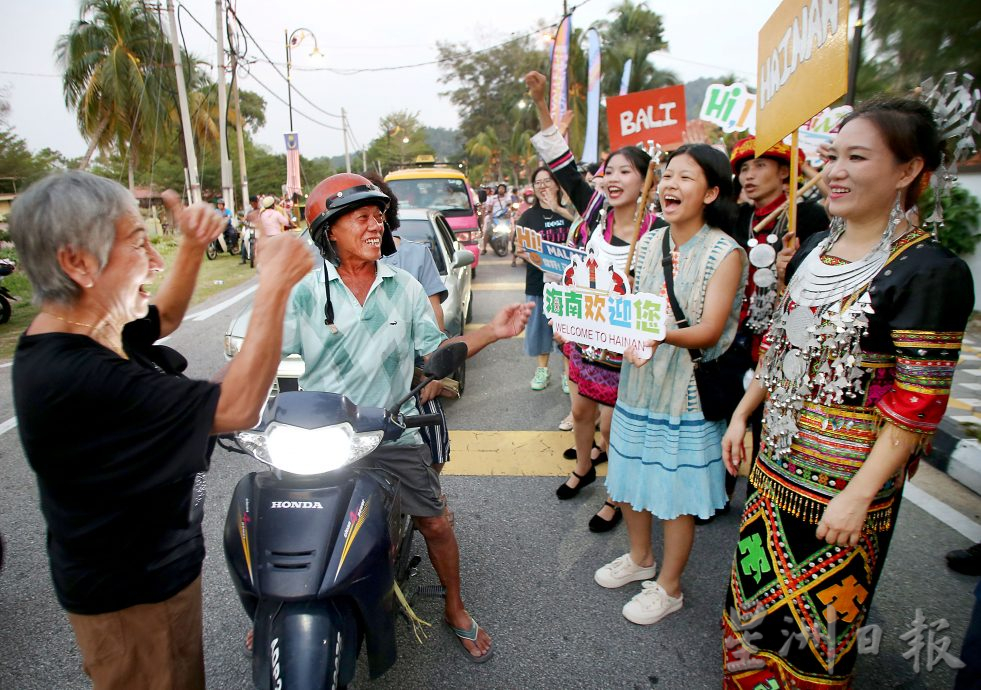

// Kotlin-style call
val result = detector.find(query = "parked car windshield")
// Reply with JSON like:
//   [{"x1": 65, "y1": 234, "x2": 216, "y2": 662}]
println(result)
[
  {"x1": 397, "y1": 219, "x2": 447, "y2": 274},
  {"x1": 388, "y1": 178, "x2": 473, "y2": 218}
]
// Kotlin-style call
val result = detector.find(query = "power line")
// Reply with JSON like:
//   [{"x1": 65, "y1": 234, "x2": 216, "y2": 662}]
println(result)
[
  {"x1": 259, "y1": 0, "x2": 598, "y2": 76},
  {"x1": 240, "y1": 63, "x2": 343, "y2": 131},
  {"x1": 224, "y1": 5, "x2": 342, "y2": 120},
  {"x1": 175, "y1": 3, "x2": 343, "y2": 131}
]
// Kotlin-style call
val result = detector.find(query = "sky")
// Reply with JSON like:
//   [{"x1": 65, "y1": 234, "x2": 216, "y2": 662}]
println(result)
[{"x1": 0, "y1": 0, "x2": 781, "y2": 161}]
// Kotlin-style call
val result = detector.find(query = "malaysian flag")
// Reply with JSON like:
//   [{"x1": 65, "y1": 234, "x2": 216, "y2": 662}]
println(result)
[{"x1": 285, "y1": 132, "x2": 302, "y2": 197}]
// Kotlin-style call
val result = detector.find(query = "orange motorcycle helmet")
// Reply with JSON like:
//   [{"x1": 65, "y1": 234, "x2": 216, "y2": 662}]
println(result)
[{"x1": 305, "y1": 173, "x2": 396, "y2": 266}]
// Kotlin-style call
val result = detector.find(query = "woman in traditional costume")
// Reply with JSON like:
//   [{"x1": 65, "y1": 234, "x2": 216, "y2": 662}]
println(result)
[
  {"x1": 720, "y1": 97, "x2": 973, "y2": 688},
  {"x1": 594, "y1": 144, "x2": 747, "y2": 624}
]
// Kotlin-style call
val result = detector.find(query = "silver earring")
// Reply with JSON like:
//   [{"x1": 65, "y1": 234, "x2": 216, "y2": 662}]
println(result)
[
  {"x1": 878, "y1": 190, "x2": 904, "y2": 251},
  {"x1": 827, "y1": 215, "x2": 845, "y2": 244}
]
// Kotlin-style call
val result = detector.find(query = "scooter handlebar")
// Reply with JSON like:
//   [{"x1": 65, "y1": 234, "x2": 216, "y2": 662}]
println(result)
[{"x1": 402, "y1": 414, "x2": 443, "y2": 428}]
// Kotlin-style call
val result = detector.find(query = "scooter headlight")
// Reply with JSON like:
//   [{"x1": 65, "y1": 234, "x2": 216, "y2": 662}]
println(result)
[{"x1": 245, "y1": 422, "x2": 383, "y2": 475}]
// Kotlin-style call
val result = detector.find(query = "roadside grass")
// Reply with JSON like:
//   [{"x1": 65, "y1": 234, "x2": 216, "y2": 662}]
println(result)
[{"x1": 0, "y1": 236, "x2": 257, "y2": 361}]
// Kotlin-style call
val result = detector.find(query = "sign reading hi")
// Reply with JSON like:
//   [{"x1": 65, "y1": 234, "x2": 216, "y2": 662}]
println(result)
[
  {"x1": 700, "y1": 83, "x2": 757, "y2": 134},
  {"x1": 756, "y1": 0, "x2": 850, "y2": 152}
]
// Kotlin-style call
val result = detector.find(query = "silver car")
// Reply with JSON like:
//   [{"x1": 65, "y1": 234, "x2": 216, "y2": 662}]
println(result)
[{"x1": 223, "y1": 208, "x2": 474, "y2": 393}]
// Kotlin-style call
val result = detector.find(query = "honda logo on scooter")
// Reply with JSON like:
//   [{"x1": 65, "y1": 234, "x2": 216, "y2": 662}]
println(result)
[{"x1": 269, "y1": 500, "x2": 324, "y2": 509}]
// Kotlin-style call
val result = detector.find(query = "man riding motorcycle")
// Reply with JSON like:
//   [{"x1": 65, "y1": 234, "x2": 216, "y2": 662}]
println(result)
[{"x1": 280, "y1": 173, "x2": 533, "y2": 662}]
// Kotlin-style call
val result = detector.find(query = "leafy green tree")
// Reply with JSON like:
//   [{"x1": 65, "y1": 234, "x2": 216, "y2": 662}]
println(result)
[
  {"x1": 56, "y1": 0, "x2": 171, "y2": 186},
  {"x1": 436, "y1": 35, "x2": 546, "y2": 146},
  {"x1": 860, "y1": 0, "x2": 981, "y2": 95},
  {"x1": 365, "y1": 111, "x2": 434, "y2": 174},
  {"x1": 594, "y1": 1, "x2": 677, "y2": 98}
]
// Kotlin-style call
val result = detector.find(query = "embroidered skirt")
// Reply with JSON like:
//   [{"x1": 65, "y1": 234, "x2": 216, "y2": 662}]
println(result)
[{"x1": 722, "y1": 484, "x2": 898, "y2": 689}]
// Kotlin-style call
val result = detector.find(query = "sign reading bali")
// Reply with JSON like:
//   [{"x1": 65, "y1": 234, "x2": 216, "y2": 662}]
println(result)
[
  {"x1": 515, "y1": 225, "x2": 588, "y2": 276},
  {"x1": 543, "y1": 251, "x2": 668, "y2": 357},
  {"x1": 756, "y1": 0, "x2": 850, "y2": 152},
  {"x1": 605, "y1": 85, "x2": 687, "y2": 152}
]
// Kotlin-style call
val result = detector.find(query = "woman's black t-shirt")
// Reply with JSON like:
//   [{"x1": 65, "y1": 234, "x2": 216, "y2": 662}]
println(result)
[
  {"x1": 12, "y1": 306, "x2": 220, "y2": 614},
  {"x1": 517, "y1": 205, "x2": 572, "y2": 296}
]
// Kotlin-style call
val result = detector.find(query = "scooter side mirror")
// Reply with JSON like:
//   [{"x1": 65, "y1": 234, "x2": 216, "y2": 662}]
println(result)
[{"x1": 424, "y1": 342, "x2": 468, "y2": 380}]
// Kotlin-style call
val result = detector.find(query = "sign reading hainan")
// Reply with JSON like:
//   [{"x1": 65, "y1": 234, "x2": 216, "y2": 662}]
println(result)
[
  {"x1": 605, "y1": 85, "x2": 687, "y2": 152},
  {"x1": 699, "y1": 83, "x2": 757, "y2": 134},
  {"x1": 515, "y1": 225, "x2": 588, "y2": 276},
  {"x1": 756, "y1": 0, "x2": 850, "y2": 153},
  {"x1": 543, "y1": 250, "x2": 668, "y2": 357}
]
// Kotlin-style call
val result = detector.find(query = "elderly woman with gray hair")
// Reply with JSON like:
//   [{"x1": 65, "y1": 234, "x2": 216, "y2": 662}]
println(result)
[{"x1": 9, "y1": 171, "x2": 313, "y2": 689}]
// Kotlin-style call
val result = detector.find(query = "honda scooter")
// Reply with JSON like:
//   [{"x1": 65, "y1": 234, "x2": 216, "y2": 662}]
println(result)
[{"x1": 221, "y1": 343, "x2": 467, "y2": 690}]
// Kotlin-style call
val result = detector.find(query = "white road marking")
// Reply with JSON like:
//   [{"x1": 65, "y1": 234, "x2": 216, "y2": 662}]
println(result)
[
  {"x1": 185, "y1": 285, "x2": 257, "y2": 322},
  {"x1": 0, "y1": 416, "x2": 17, "y2": 436},
  {"x1": 904, "y1": 482, "x2": 981, "y2": 542}
]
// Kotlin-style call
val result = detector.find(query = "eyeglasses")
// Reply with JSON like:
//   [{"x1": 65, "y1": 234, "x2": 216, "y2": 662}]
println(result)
[{"x1": 533, "y1": 180, "x2": 555, "y2": 188}]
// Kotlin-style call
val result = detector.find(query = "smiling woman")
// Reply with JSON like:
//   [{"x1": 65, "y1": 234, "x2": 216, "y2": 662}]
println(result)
[{"x1": 6, "y1": 170, "x2": 313, "y2": 688}]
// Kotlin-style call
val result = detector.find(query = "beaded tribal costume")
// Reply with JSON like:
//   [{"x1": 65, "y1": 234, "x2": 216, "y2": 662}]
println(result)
[{"x1": 722, "y1": 227, "x2": 972, "y2": 689}]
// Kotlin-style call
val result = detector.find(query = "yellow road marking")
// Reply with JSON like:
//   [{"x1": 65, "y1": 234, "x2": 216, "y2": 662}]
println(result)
[
  {"x1": 441, "y1": 431, "x2": 600, "y2": 477},
  {"x1": 441, "y1": 430, "x2": 754, "y2": 477},
  {"x1": 471, "y1": 282, "x2": 526, "y2": 291}
]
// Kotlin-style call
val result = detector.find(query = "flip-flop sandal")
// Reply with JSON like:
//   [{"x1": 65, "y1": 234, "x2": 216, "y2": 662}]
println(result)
[{"x1": 447, "y1": 617, "x2": 493, "y2": 663}]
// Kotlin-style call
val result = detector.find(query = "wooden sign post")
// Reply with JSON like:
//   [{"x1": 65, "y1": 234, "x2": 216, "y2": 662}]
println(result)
[{"x1": 756, "y1": 0, "x2": 850, "y2": 235}]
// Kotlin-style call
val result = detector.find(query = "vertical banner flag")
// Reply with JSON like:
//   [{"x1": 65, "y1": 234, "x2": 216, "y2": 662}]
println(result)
[
  {"x1": 619, "y1": 59, "x2": 632, "y2": 95},
  {"x1": 605, "y1": 85, "x2": 687, "y2": 151},
  {"x1": 549, "y1": 14, "x2": 572, "y2": 128},
  {"x1": 581, "y1": 28, "x2": 602, "y2": 164},
  {"x1": 755, "y1": 0, "x2": 850, "y2": 153},
  {"x1": 285, "y1": 132, "x2": 301, "y2": 197}
]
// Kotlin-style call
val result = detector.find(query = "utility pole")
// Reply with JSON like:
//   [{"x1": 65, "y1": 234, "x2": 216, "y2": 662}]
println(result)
[
  {"x1": 165, "y1": 0, "x2": 201, "y2": 203},
  {"x1": 342, "y1": 108, "x2": 351, "y2": 173},
  {"x1": 215, "y1": 0, "x2": 234, "y2": 214},
  {"x1": 230, "y1": 47, "x2": 249, "y2": 206}
]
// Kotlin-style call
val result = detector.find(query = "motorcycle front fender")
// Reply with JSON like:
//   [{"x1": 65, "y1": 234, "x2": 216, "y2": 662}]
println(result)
[{"x1": 253, "y1": 598, "x2": 361, "y2": 690}]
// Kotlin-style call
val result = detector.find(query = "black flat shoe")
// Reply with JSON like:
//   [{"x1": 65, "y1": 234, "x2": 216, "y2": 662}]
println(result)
[
  {"x1": 592, "y1": 451, "x2": 608, "y2": 466},
  {"x1": 556, "y1": 466, "x2": 596, "y2": 500},
  {"x1": 946, "y1": 542, "x2": 981, "y2": 576},
  {"x1": 588, "y1": 501, "x2": 622, "y2": 532},
  {"x1": 563, "y1": 442, "x2": 600, "y2": 460}
]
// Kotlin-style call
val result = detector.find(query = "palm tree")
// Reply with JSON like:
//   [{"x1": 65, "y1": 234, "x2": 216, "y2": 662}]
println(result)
[
  {"x1": 596, "y1": 0, "x2": 677, "y2": 97},
  {"x1": 57, "y1": 0, "x2": 169, "y2": 187}
]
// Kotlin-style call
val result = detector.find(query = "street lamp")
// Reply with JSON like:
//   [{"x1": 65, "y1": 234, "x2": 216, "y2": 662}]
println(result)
[{"x1": 285, "y1": 27, "x2": 321, "y2": 131}]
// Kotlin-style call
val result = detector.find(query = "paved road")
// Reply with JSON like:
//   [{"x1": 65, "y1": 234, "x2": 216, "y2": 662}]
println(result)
[{"x1": 0, "y1": 253, "x2": 978, "y2": 689}]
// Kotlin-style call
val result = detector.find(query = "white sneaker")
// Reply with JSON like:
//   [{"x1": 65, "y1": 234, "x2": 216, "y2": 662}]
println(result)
[
  {"x1": 622, "y1": 581, "x2": 684, "y2": 625},
  {"x1": 594, "y1": 553, "x2": 657, "y2": 589}
]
